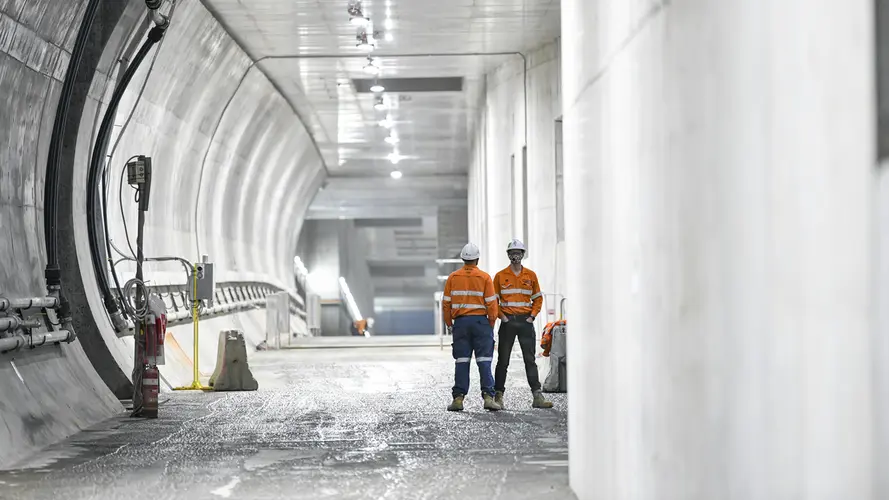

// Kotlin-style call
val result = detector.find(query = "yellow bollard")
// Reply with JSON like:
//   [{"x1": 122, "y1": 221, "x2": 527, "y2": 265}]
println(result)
[{"x1": 173, "y1": 264, "x2": 212, "y2": 391}]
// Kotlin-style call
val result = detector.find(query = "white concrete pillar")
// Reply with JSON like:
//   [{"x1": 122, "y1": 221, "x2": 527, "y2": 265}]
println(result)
[{"x1": 562, "y1": 1, "x2": 876, "y2": 498}]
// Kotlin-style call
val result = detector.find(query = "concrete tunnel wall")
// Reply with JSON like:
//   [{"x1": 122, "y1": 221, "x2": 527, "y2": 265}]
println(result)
[
  {"x1": 468, "y1": 40, "x2": 564, "y2": 318},
  {"x1": 471, "y1": 0, "x2": 884, "y2": 498},
  {"x1": 90, "y1": 0, "x2": 325, "y2": 387},
  {"x1": 558, "y1": 0, "x2": 878, "y2": 499},
  {"x1": 0, "y1": 0, "x2": 325, "y2": 467}
]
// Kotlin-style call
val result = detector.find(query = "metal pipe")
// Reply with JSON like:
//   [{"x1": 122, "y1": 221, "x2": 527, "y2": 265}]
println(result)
[
  {"x1": 29, "y1": 330, "x2": 76, "y2": 348},
  {"x1": 148, "y1": 9, "x2": 168, "y2": 27},
  {"x1": 0, "y1": 296, "x2": 60, "y2": 311},
  {"x1": 0, "y1": 316, "x2": 42, "y2": 332},
  {"x1": 0, "y1": 334, "x2": 26, "y2": 352},
  {"x1": 145, "y1": 0, "x2": 169, "y2": 27},
  {"x1": 0, "y1": 330, "x2": 75, "y2": 354}
]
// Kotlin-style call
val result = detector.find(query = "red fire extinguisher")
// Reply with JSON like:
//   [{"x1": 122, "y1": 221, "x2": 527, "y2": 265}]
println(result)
[
  {"x1": 139, "y1": 295, "x2": 167, "y2": 419},
  {"x1": 141, "y1": 366, "x2": 159, "y2": 418}
]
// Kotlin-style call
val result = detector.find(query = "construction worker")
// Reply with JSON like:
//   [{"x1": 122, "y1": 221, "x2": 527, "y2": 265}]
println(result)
[
  {"x1": 442, "y1": 242, "x2": 501, "y2": 412},
  {"x1": 352, "y1": 319, "x2": 367, "y2": 336},
  {"x1": 492, "y1": 239, "x2": 554, "y2": 409}
]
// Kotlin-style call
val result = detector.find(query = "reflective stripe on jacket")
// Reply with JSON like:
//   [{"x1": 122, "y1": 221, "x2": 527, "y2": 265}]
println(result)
[
  {"x1": 493, "y1": 266, "x2": 543, "y2": 317},
  {"x1": 442, "y1": 264, "x2": 499, "y2": 326}
]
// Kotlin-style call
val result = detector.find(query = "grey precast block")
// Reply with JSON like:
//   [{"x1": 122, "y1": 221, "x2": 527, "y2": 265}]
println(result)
[{"x1": 209, "y1": 329, "x2": 258, "y2": 392}]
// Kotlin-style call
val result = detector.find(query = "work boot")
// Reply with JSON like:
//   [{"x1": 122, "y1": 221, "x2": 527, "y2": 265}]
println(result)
[
  {"x1": 494, "y1": 391, "x2": 505, "y2": 409},
  {"x1": 483, "y1": 394, "x2": 502, "y2": 411},
  {"x1": 532, "y1": 390, "x2": 554, "y2": 409},
  {"x1": 447, "y1": 395, "x2": 464, "y2": 412}
]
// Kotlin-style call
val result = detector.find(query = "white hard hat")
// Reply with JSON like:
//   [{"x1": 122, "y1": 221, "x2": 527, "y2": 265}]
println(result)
[
  {"x1": 506, "y1": 239, "x2": 526, "y2": 253},
  {"x1": 460, "y1": 242, "x2": 481, "y2": 260}
]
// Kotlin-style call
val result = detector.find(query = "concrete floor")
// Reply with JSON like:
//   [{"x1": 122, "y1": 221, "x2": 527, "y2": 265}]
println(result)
[{"x1": 0, "y1": 346, "x2": 572, "y2": 500}]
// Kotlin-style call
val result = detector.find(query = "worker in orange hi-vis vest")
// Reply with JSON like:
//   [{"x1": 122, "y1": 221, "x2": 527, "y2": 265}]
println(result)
[
  {"x1": 441, "y1": 243, "x2": 502, "y2": 412},
  {"x1": 492, "y1": 239, "x2": 553, "y2": 409}
]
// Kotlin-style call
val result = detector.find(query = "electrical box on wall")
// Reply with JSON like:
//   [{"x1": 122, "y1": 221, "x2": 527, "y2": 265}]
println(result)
[{"x1": 188, "y1": 256, "x2": 215, "y2": 304}]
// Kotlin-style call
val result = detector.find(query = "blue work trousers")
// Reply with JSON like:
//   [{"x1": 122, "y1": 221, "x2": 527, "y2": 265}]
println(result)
[{"x1": 451, "y1": 315, "x2": 496, "y2": 398}]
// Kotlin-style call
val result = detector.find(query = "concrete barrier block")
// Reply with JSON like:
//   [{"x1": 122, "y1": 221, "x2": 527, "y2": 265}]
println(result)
[{"x1": 209, "y1": 330, "x2": 258, "y2": 391}]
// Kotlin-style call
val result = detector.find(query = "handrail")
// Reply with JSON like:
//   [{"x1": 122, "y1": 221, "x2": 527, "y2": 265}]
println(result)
[{"x1": 113, "y1": 280, "x2": 306, "y2": 329}]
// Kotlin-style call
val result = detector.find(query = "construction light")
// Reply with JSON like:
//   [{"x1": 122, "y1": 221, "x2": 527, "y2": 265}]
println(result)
[
  {"x1": 390, "y1": 170, "x2": 403, "y2": 180},
  {"x1": 348, "y1": 1, "x2": 369, "y2": 26},
  {"x1": 378, "y1": 115, "x2": 394, "y2": 128},
  {"x1": 387, "y1": 152, "x2": 403, "y2": 164},
  {"x1": 363, "y1": 59, "x2": 381, "y2": 75}
]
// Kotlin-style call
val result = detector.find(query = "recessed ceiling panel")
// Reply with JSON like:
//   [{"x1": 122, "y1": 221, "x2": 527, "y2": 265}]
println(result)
[{"x1": 352, "y1": 77, "x2": 465, "y2": 93}]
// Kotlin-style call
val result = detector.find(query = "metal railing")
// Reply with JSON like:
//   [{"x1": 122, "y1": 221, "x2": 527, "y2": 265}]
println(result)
[
  {"x1": 0, "y1": 282, "x2": 306, "y2": 355},
  {"x1": 119, "y1": 280, "x2": 306, "y2": 327}
]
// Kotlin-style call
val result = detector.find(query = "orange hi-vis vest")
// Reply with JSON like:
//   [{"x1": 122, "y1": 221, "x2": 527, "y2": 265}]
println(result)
[
  {"x1": 442, "y1": 264, "x2": 499, "y2": 327},
  {"x1": 493, "y1": 265, "x2": 543, "y2": 317}
]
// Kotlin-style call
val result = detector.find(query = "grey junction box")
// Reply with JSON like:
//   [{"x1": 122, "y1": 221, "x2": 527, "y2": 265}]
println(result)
[{"x1": 188, "y1": 261, "x2": 215, "y2": 304}]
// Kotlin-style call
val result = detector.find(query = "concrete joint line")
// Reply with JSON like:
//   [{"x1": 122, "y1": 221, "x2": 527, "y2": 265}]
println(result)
[{"x1": 570, "y1": 0, "x2": 668, "y2": 109}]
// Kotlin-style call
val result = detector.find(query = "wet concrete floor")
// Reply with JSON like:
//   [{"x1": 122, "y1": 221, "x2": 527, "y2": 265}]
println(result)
[{"x1": 0, "y1": 346, "x2": 572, "y2": 499}]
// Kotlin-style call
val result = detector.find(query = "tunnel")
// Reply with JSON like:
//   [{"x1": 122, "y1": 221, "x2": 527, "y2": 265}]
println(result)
[{"x1": 1, "y1": 0, "x2": 888, "y2": 498}]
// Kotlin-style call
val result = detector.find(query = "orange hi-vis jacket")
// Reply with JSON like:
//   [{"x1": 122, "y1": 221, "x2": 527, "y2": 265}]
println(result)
[
  {"x1": 442, "y1": 264, "x2": 499, "y2": 327},
  {"x1": 493, "y1": 265, "x2": 543, "y2": 317}
]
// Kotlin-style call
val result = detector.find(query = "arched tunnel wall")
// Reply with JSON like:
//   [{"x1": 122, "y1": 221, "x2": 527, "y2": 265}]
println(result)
[
  {"x1": 78, "y1": 0, "x2": 326, "y2": 389},
  {"x1": 0, "y1": 0, "x2": 324, "y2": 466},
  {"x1": 0, "y1": 0, "x2": 125, "y2": 468}
]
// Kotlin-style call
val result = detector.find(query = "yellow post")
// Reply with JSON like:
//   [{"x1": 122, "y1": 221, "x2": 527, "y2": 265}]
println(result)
[{"x1": 173, "y1": 263, "x2": 211, "y2": 391}]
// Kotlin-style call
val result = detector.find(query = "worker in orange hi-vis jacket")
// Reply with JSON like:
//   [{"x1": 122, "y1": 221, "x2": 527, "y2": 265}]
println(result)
[
  {"x1": 441, "y1": 243, "x2": 501, "y2": 412},
  {"x1": 492, "y1": 239, "x2": 553, "y2": 409}
]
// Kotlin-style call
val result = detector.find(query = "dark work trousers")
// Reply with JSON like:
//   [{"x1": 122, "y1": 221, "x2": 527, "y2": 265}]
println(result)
[
  {"x1": 451, "y1": 315, "x2": 496, "y2": 398},
  {"x1": 494, "y1": 315, "x2": 541, "y2": 393}
]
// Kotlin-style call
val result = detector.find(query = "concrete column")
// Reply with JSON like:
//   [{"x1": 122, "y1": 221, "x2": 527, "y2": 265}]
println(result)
[{"x1": 562, "y1": 1, "x2": 875, "y2": 499}]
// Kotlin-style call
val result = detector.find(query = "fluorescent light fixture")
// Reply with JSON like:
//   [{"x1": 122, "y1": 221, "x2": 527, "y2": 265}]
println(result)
[
  {"x1": 390, "y1": 170, "x2": 403, "y2": 180},
  {"x1": 384, "y1": 134, "x2": 399, "y2": 145},
  {"x1": 385, "y1": 32, "x2": 394, "y2": 42},
  {"x1": 436, "y1": 259, "x2": 464, "y2": 264},
  {"x1": 339, "y1": 277, "x2": 363, "y2": 321},
  {"x1": 357, "y1": 30, "x2": 376, "y2": 52},
  {"x1": 370, "y1": 83, "x2": 385, "y2": 93},
  {"x1": 363, "y1": 59, "x2": 381, "y2": 75},
  {"x1": 374, "y1": 97, "x2": 386, "y2": 111},
  {"x1": 293, "y1": 256, "x2": 309, "y2": 279},
  {"x1": 378, "y1": 115, "x2": 394, "y2": 128},
  {"x1": 348, "y1": 2, "x2": 369, "y2": 26},
  {"x1": 384, "y1": 18, "x2": 394, "y2": 30},
  {"x1": 387, "y1": 152, "x2": 403, "y2": 164}
]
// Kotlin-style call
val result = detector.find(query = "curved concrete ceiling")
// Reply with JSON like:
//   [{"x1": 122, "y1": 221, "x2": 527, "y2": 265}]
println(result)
[{"x1": 200, "y1": 0, "x2": 562, "y2": 218}]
